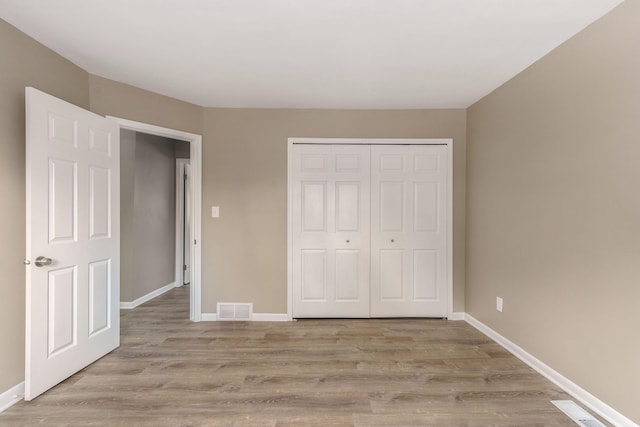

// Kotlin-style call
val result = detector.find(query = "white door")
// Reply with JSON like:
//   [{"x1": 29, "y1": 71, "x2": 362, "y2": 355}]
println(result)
[
  {"x1": 183, "y1": 163, "x2": 191, "y2": 284},
  {"x1": 292, "y1": 144, "x2": 370, "y2": 317},
  {"x1": 25, "y1": 87, "x2": 120, "y2": 400},
  {"x1": 370, "y1": 145, "x2": 448, "y2": 317}
]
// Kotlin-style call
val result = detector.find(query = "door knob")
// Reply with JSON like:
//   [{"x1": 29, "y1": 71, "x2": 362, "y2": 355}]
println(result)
[
  {"x1": 346, "y1": 240, "x2": 350, "y2": 243},
  {"x1": 34, "y1": 256, "x2": 52, "y2": 267},
  {"x1": 391, "y1": 239, "x2": 395, "y2": 243}
]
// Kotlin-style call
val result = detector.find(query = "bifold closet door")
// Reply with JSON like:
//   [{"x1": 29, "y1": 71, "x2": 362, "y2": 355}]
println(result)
[
  {"x1": 291, "y1": 144, "x2": 371, "y2": 318},
  {"x1": 370, "y1": 145, "x2": 448, "y2": 317}
]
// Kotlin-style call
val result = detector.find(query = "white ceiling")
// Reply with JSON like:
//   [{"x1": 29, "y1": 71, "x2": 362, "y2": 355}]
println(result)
[{"x1": 0, "y1": 0, "x2": 624, "y2": 109}]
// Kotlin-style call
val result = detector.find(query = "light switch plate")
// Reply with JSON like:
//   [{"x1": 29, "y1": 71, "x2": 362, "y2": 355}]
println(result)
[{"x1": 211, "y1": 206, "x2": 220, "y2": 218}]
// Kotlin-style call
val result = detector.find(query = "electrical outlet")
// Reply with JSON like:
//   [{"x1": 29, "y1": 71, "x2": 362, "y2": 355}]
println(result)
[{"x1": 496, "y1": 297, "x2": 503, "y2": 312}]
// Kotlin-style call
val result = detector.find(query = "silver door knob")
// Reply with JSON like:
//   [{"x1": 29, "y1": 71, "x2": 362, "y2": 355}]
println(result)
[
  {"x1": 35, "y1": 256, "x2": 52, "y2": 267},
  {"x1": 346, "y1": 240, "x2": 350, "y2": 243}
]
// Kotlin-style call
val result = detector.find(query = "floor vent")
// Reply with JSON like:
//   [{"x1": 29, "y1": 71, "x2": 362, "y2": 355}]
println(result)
[
  {"x1": 217, "y1": 303, "x2": 253, "y2": 321},
  {"x1": 552, "y1": 400, "x2": 606, "y2": 427}
]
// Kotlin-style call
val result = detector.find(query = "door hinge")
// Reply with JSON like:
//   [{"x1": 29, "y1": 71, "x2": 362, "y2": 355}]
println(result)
[{"x1": 183, "y1": 264, "x2": 187, "y2": 271}]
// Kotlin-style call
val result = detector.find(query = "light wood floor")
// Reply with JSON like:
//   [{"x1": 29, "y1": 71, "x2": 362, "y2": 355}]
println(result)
[{"x1": 1, "y1": 286, "x2": 604, "y2": 426}]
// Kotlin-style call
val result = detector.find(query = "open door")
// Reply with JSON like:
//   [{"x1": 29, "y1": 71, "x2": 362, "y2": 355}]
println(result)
[{"x1": 25, "y1": 87, "x2": 120, "y2": 400}]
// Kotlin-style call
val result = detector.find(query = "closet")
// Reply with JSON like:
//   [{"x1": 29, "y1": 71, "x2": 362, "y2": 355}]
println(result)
[{"x1": 290, "y1": 140, "x2": 451, "y2": 318}]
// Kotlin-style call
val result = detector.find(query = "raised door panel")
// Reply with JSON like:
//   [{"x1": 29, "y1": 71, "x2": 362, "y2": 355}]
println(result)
[
  {"x1": 379, "y1": 250, "x2": 403, "y2": 300},
  {"x1": 48, "y1": 113, "x2": 77, "y2": 148},
  {"x1": 48, "y1": 159, "x2": 77, "y2": 243},
  {"x1": 336, "y1": 182, "x2": 359, "y2": 231},
  {"x1": 413, "y1": 250, "x2": 438, "y2": 300},
  {"x1": 414, "y1": 182, "x2": 438, "y2": 232},
  {"x1": 89, "y1": 167, "x2": 111, "y2": 239},
  {"x1": 301, "y1": 250, "x2": 327, "y2": 301},
  {"x1": 335, "y1": 250, "x2": 360, "y2": 301},
  {"x1": 301, "y1": 153, "x2": 328, "y2": 173},
  {"x1": 88, "y1": 127, "x2": 112, "y2": 157},
  {"x1": 88, "y1": 260, "x2": 110, "y2": 337},
  {"x1": 379, "y1": 182, "x2": 404, "y2": 232},
  {"x1": 47, "y1": 266, "x2": 77, "y2": 357},
  {"x1": 302, "y1": 182, "x2": 327, "y2": 232}
]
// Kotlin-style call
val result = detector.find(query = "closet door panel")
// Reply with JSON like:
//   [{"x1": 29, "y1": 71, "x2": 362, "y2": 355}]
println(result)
[
  {"x1": 371, "y1": 145, "x2": 448, "y2": 317},
  {"x1": 292, "y1": 145, "x2": 370, "y2": 317}
]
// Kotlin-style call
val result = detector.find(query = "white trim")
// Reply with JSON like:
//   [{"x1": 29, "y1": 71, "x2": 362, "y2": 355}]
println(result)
[
  {"x1": 120, "y1": 282, "x2": 175, "y2": 309},
  {"x1": 286, "y1": 137, "x2": 454, "y2": 320},
  {"x1": 175, "y1": 159, "x2": 190, "y2": 287},
  {"x1": 0, "y1": 382, "x2": 24, "y2": 413},
  {"x1": 464, "y1": 314, "x2": 638, "y2": 427},
  {"x1": 290, "y1": 137, "x2": 452, "y2": 145},
  {"x1": 108, "y1": 117, "x2": 202, "y2": 322},
  {"x1": 201, "y1": 313, "x2": 289, "y2": 322},
  {"x1": 286, "y1": 141, "x2": 294, "y2": 321},
  {"x1": 252, "y1": 313, "x2": 289, "y2": 322},
  {"x1": 201, "y1": 313, "x2": 218, "y2": 321},
  {"x1": 445, "y1": 140, "x2": 453, "y2": 320},
  {"x1": 448, "y1": 312, "x2": 465, "y2": 321}
]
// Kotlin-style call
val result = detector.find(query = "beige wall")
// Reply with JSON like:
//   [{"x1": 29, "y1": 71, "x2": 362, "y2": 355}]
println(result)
[
  {"x1": 466, "y1": 1, "x2": 640, "y2": 423},
  {"x1": 89, "y1": 75, "x2": 203, "y2": 135},
  {"x1": 0, "y1": 19, "x2": 90, "y2": 393},
  {"x1": 202, "y1": 108, "x2": 467, "y2": 313},
  {"x1": 130, "y1": 133, "x2": 179, "y2": 301}
]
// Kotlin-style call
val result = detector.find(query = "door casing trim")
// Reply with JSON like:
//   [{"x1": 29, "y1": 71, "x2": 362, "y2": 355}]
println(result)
[{"x1": 109, "y1": 117, "x2": 203, "y2": 322}]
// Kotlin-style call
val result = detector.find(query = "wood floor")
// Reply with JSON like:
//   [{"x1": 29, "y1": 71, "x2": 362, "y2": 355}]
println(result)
[{"x1": 1, "y1": 286, "x2": 603, "y2": 426}]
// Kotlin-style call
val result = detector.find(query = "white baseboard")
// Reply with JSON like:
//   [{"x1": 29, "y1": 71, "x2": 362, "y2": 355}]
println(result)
[
  {"x1": 200, "y1": 312, "x2": 218, "y2": 321},
  {"x1": 448, "y1": 311, "x2": 465, "y2": 320},
  {"x1": 252, "y1": 313, "x2": 288, "y2": 322},
  {"x1": 201, "y1": 312, "x2": 288, "y2": 322},
  {"x1": 120, "y1": 282, "x2": 176, "y2": 309},
  {"x1": 0, "y1": 382, "x2": 24, "y2": 414},
  {"x1": 204, "y1": 311, "x2": 460, "y2": 322},
  {"x1": 464, "y1": 313, "x2": 637, "y2": 427}
]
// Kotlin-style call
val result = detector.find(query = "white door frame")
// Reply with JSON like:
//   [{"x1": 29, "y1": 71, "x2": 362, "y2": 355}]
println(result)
[
  {"x1": 175, "y1": 159, "x2": 190, "y2": 287},
  {"x1": 287, "y1": 137, "x2": 453, "y2": 320},
  {"x1": 109, "y1": 117, "x2": 203, "y2": 322}
]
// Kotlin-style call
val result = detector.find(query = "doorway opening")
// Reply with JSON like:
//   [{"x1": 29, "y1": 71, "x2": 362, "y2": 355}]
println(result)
[{"x1": 110, "y1": 117, "x2": 202, "y2": 321}]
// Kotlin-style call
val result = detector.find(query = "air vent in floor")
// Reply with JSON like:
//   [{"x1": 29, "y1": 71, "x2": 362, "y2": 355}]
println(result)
[
  {"x1": 552, "y1": 400, "x2": 606, "y2": 427},
  {"x1": 217, "y1": 302, "x2": 253, "y2": 321}
]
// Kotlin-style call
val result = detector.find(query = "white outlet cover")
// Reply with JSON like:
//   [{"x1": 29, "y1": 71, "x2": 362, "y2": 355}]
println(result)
[{"x1": 211, "y1": 206, "x2": 220, "y2": 218}]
